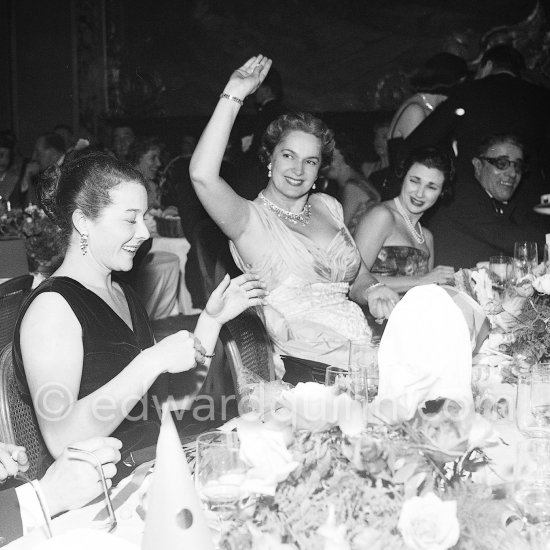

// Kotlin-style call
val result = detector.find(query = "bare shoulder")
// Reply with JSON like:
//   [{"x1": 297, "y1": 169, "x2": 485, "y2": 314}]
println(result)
[{"x1": 358, "y1": 202, "x2": 394, "y2": 226}]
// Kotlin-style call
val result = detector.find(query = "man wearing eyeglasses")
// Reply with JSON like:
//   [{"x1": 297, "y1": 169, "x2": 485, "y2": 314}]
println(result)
[
  {"x1": 0, "y1": 437, "x2": 121, "y2": 545},
  {"x1": 426, "y1": 134, "x2": 545, "y2": 267}
]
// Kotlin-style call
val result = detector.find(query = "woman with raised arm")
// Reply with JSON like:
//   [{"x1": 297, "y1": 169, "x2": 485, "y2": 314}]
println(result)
[
  {"x1": 13, "y1": 151, "x2": 266, "y2": 475},
  {"x1": 353, "y1": 147, "x2": 455, "y2": 294},
  {"x1": 190, "y1": 55, "x2": 399, "y2": 383}
]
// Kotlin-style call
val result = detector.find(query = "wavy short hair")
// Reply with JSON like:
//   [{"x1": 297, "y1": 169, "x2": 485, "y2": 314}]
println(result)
[
  {"x1": 259, "y1": 112, "x2": 335, "y2": 170},
  {"x1": 398, "y1": 146, "x2": 455, "y2": 199}
]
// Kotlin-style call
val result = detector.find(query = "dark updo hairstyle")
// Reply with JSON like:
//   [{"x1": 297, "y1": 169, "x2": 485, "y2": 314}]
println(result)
[
  {"x1": 259, "y1": 112, "x2": 335, "y2": 171},
  {"x1": 127, "y1": 136, "x2": 164, "y2": 167},
  {"x1": 332, "y1": 131, "x2": 364, "y2": 173},
  {"x1": 37, "y1": 151, "x2": 146, "y2": 247},
  {"x1": 410, "y1": 52, "x2": 468, "y2": 95},
  {"x1": 398, "y1": 146, "x2": 455, "y2": 199}
]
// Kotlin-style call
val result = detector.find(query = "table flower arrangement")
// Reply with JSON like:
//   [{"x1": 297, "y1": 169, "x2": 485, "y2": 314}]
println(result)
[
  {"x1": 454, "y1": 266, "x2": 550, "y2": 383},
  {"x1": 221, "y1": 382, "x2": 529, "y2": 550},
  {"x1": 0, "y1": 204, "x2": 64, "y2": 271}
]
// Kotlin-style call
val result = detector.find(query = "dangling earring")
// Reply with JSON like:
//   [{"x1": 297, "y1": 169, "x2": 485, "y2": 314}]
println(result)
[
  {"x1": 80, "y1": 232, "x2": 88, "y2": 255},
  {"x1": 267, "y1": 163, "x2": 272, "y2": 178},
  {"x1": 312, "y1": 182, "x2": 317, "y2": 190}
]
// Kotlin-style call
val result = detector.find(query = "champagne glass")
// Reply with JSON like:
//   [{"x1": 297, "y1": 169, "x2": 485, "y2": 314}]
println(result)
[
  {"x1": 531, "y1": 363, "x2": 550, "y2": 434},
  {"x1": 489, "y1": 254, "x2": 513, "y2": 291},
  {"x1": 514, "y1": 241, "x2": 538, "y2": 281},
  {"x1": 325, "y1": 366, "x2": 368, "y2": 430},
  {"x1": 195, "y1": 432, "x2": 249, "y2": 525},
  {"x1": 515, "y1": 372, "x2": 546, "y2": 438},
  {"x1": 513, "y1": 438, "x2": 550, "y2": 526}
]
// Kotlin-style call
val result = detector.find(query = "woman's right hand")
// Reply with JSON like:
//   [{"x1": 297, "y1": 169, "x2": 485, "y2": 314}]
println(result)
[
  {"x1": 148, "y1": 330, "x2": 199, "y2": 374},
  {"x1": 422, "y1": 265, "x2": 455, "y2": 286},
  {"x1": 223, "y1": 55, "x2": 272, "y2": 100}
]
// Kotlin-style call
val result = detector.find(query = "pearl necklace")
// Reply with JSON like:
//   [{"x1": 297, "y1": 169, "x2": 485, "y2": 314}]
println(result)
[
  {"x1": 259, "y1": 191, "x2": 311, "y2": 226},
  {"x1": 393, "y1": 197, "x2": 425, "y2": 244}
]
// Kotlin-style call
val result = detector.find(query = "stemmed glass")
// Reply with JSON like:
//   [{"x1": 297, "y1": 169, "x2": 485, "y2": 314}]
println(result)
[
  {"x1": 348, "y1": 339, "x2": 379, "y2": 403},
  {"x1": 531, "y1": 363, "x2": 550, "y2": 433},
  {"x1": 513, "y1": 241, "x2": 538, "y2": 281},
  {"x1": 489, "y1": 254, "x2": 513, "y2": 292},
  {"x1": 195, "y1": 431, "x2": 249, "y2": 537},
  {"x1": 513, "y1": 438, "x2": 550, "y2": 528}
]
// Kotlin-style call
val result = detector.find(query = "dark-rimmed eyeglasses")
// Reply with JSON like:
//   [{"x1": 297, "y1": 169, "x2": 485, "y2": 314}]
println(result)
[{"x1": 478, "y1": 156, "x2": 525, "y2": 172}]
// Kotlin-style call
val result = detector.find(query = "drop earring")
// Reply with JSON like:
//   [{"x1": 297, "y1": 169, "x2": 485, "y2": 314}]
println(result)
[
  {"x1": 312, "y1": 182, "x2": 317, "y2": 190},
  {"x1": 80, "y1": 232, "x2": 89, "y2": 255},
  {"x1": 267, "y1": 163, "x2": 272, "y2": 178}
]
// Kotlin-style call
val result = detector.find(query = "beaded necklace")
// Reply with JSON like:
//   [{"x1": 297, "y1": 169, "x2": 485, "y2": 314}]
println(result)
[
  {"x1": 259, "y1": 191, "x2": 312, "y2": 227},
  {"x1": 393, "y1": 197, "x2": 425, "y2": 244}
]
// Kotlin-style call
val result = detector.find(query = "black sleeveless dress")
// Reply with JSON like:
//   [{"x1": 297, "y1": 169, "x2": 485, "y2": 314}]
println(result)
[{"x1": 12, "y1": 276, "x2": 162, "y2": 476}]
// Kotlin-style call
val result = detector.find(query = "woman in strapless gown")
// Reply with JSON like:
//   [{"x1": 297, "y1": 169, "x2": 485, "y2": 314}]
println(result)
[
  {"x1": 190, "y1": 55, "x2": 400, "y2": 382},
  {"x1": 354, "y1": 147, "x2": 456, "y2": 294}
]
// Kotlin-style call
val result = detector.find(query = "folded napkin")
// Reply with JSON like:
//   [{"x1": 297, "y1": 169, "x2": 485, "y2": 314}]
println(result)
[
  {"x1": 33, "y1": 528, "x2": 138, "y2": 550},
  {"x1": 377, "y1": 284, "x2": 474, "y2": 417},
  {"x1": 142, "y1": 409, "x2": 214, "y2": 550}
]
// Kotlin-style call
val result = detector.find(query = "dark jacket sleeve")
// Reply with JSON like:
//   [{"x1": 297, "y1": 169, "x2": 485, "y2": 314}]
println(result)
[{"x1": 0, "y1": 488, "x2": 23, "y2": 546}]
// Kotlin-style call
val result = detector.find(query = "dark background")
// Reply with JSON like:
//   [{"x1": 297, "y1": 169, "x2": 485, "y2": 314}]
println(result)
[{"x1": 2, "y1": 0, "x2": 549, "y2": 157}]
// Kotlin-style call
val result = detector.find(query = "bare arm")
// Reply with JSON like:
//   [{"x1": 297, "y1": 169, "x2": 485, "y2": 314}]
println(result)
[
  {"x1": 190, "y1": 55, "x2": 272, "y2": 241},
  {"x1": 393, "y1": 103, "x2": 427, "y2": 139}
]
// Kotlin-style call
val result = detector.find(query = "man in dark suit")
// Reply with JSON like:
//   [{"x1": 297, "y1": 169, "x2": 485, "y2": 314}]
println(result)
[
  {"x1": 406, "y1": 45, "x2": 550, "y2": 214},
  {"x1": 0, "y1": 438, "x2": 120, "y2": 545},
  {"x1": 429, "y1": 134, "x2": 546, "y2": 267}
]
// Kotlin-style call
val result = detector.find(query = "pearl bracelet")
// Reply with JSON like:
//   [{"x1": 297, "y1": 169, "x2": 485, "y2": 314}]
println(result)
[{"x1": 219, "y1": 93, "x2": 244, "y2": 106}]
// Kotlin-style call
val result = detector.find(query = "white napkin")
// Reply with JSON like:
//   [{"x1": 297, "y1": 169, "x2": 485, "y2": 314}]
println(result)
[
  {"x1": 142, "y1": 409, "x2": 214, "y2": 550},
  {"x1": 237, "y1": 417, "x2": 299, "y2": 496},
  {"x1": 377, "y1": 284, "x2": 474, "y2": 413},
  {"x1": 33, "y1": 528, "x2": 138, "y2": 550}
]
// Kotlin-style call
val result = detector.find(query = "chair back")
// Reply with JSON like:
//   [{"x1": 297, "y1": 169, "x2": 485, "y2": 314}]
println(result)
[
  {"x1": 0, "y1": 344, "x2": 44, "y2": 480},
  {"x1": 0, "y1": 238, "x2": 29, "y2": 278},
  {"x1": 192, "y1": 218, "x2": 240, "y2": 306},
  {"x1": 0, "y1": 274, "x2": 33, "y2": 350},
  {"x1": 220, "y1": 308, "x2": 275, "y2": 404}
]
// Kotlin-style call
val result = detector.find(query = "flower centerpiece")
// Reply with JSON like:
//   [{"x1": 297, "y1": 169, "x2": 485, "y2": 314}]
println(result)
[
  {"x1": 221, "y1": 382, "x2": 523, "y2": 550},
  {"x1": 0, "y1": 203, "x2": 64, "y2": 272},
  {"x1": 454, "y1": 266, "x2": 550, "y2": 383}
]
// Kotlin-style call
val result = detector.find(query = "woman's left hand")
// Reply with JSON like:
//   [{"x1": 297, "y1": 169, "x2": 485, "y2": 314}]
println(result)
[
  {"x1": 367, "y1": 284, "x2": 399, "y2": 321},
  {"x1": 205, "y1": 273, "x2": 268, "y2": 325}
]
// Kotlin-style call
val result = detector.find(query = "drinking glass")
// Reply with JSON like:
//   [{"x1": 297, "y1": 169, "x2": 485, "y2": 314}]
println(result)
[
  {"x1": 514, "y1": 241, "x2": 538, "y2": 281},
  {"x1": 195, "y1": 432, "x2": 249, "y2": 524},
  {"x1": 348, "y1": 339, "x2": 379, "y2": 402},
  {"x1": 489, "y1": 254, "x2": 513, "y2": 290},
  {"x1": 513, "y1": 438, "x2": 550, "y2": 526},
  {"x1": 531, "y1": 363, "x2": 550, "y2": 433}
]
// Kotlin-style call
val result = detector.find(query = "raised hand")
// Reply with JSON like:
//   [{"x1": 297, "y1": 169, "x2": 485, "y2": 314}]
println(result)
[
  {"x1": 205, "y1": 273, "x2": 268, "y2": 325},
  {"x1": 223, "y1": 55, "x2": 273, "y2": 100}
]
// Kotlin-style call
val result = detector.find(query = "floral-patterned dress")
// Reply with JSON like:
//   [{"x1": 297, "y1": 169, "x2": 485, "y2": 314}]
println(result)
[{"x1": 371, "y1": 246, "x2": 429, "y2": 278}]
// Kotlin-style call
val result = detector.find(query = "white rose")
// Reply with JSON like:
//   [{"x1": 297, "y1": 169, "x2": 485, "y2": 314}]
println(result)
[
  {"x1": 278, "y1": 382, "x2": 338, "y2": 432},
  {"x1": 533, "y1": 274, "x2": 550, "y2": 295},
  {"x1": 398, "y1": 493, "x2": 460, "y2": 550},
  {"x1": 467, "y1": 413, "x2": 500, "y2": 450}
]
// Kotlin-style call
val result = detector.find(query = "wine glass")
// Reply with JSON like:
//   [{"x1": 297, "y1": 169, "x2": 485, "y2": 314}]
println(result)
[
  {"x1": 515, "y1": 372, "x2": 546, "y2": 438},
  {"x1": 513, "y1": 438, "x2": 550, "y2": 527},
  {"x1": 489, "y1": 254, "x2": 513, "y2": 291},
  {"x1": 514, "y1": 241, "x2": 538, "y2": 281},
  {"x1": 531, "y1": 363, "x2": 550, "y2": 434},
  {"x1": 195, "y1": 431, "x2": 249, "y2": 530}
]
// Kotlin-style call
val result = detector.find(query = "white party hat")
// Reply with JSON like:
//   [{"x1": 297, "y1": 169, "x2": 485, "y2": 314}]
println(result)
[{"x1": 142, "y1": 408, "x2": 214, "y2": 550}]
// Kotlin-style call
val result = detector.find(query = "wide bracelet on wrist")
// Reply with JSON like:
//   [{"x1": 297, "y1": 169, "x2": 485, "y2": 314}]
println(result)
[
  {"x1": 364, "y1": 281, "x2": 385, "y2": 296},
  {"x1": 219, "y1": 93, "x2": 244, "y2": 106}
]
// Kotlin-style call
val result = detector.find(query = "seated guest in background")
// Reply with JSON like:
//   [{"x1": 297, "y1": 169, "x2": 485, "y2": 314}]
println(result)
[
  {"x1": 19, "y1": 133, "x2": 65, "y2": 206},
  {"x1": 190, "y1": 55, "x2": 399, "y2": 384},
  {"x1": 13, "y1": 151, "x2": 266, "y2": 476},
  {"x1": 0, "y1": 438, "x2": 120, "y2": 545},
  {"x1": 354, "y1": 147, "x2": 455, "y2": 293},
  {"x1": 111, "y1": 124, "x2": 135, "y2": 162},
  {"x1": 53, "y1": 124, "x2": 76, "y2": 152},
  {"x1": 0, "y1": 131, "x2": 28, "y2": 207},
  {"x1": 427, "y1": 134, "x2": 546, "y2": 267},
  {"x1": 327, "y1": 131, "x2": 380, "y2": 234},
  {"x1": 361, "y1": 116, "x2": 391, "y2": 182}
]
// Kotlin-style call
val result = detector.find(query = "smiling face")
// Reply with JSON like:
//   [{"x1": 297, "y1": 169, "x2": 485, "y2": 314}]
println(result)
[
  {"x1": 399, "y1": 162, "x2": 445, "y2": 215},
  {"x1": 268, "y1": 130, "x2": 321, "y2": 200},
  {"x1": 472, "y1": 142, "x2": 523, "y2": 202},
  {"x1": 86, "y1": 181, "x2": 149, "y2": 272},
  {"x1": 136, "y1": 147, "x2": 161, "y2": 182}
]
